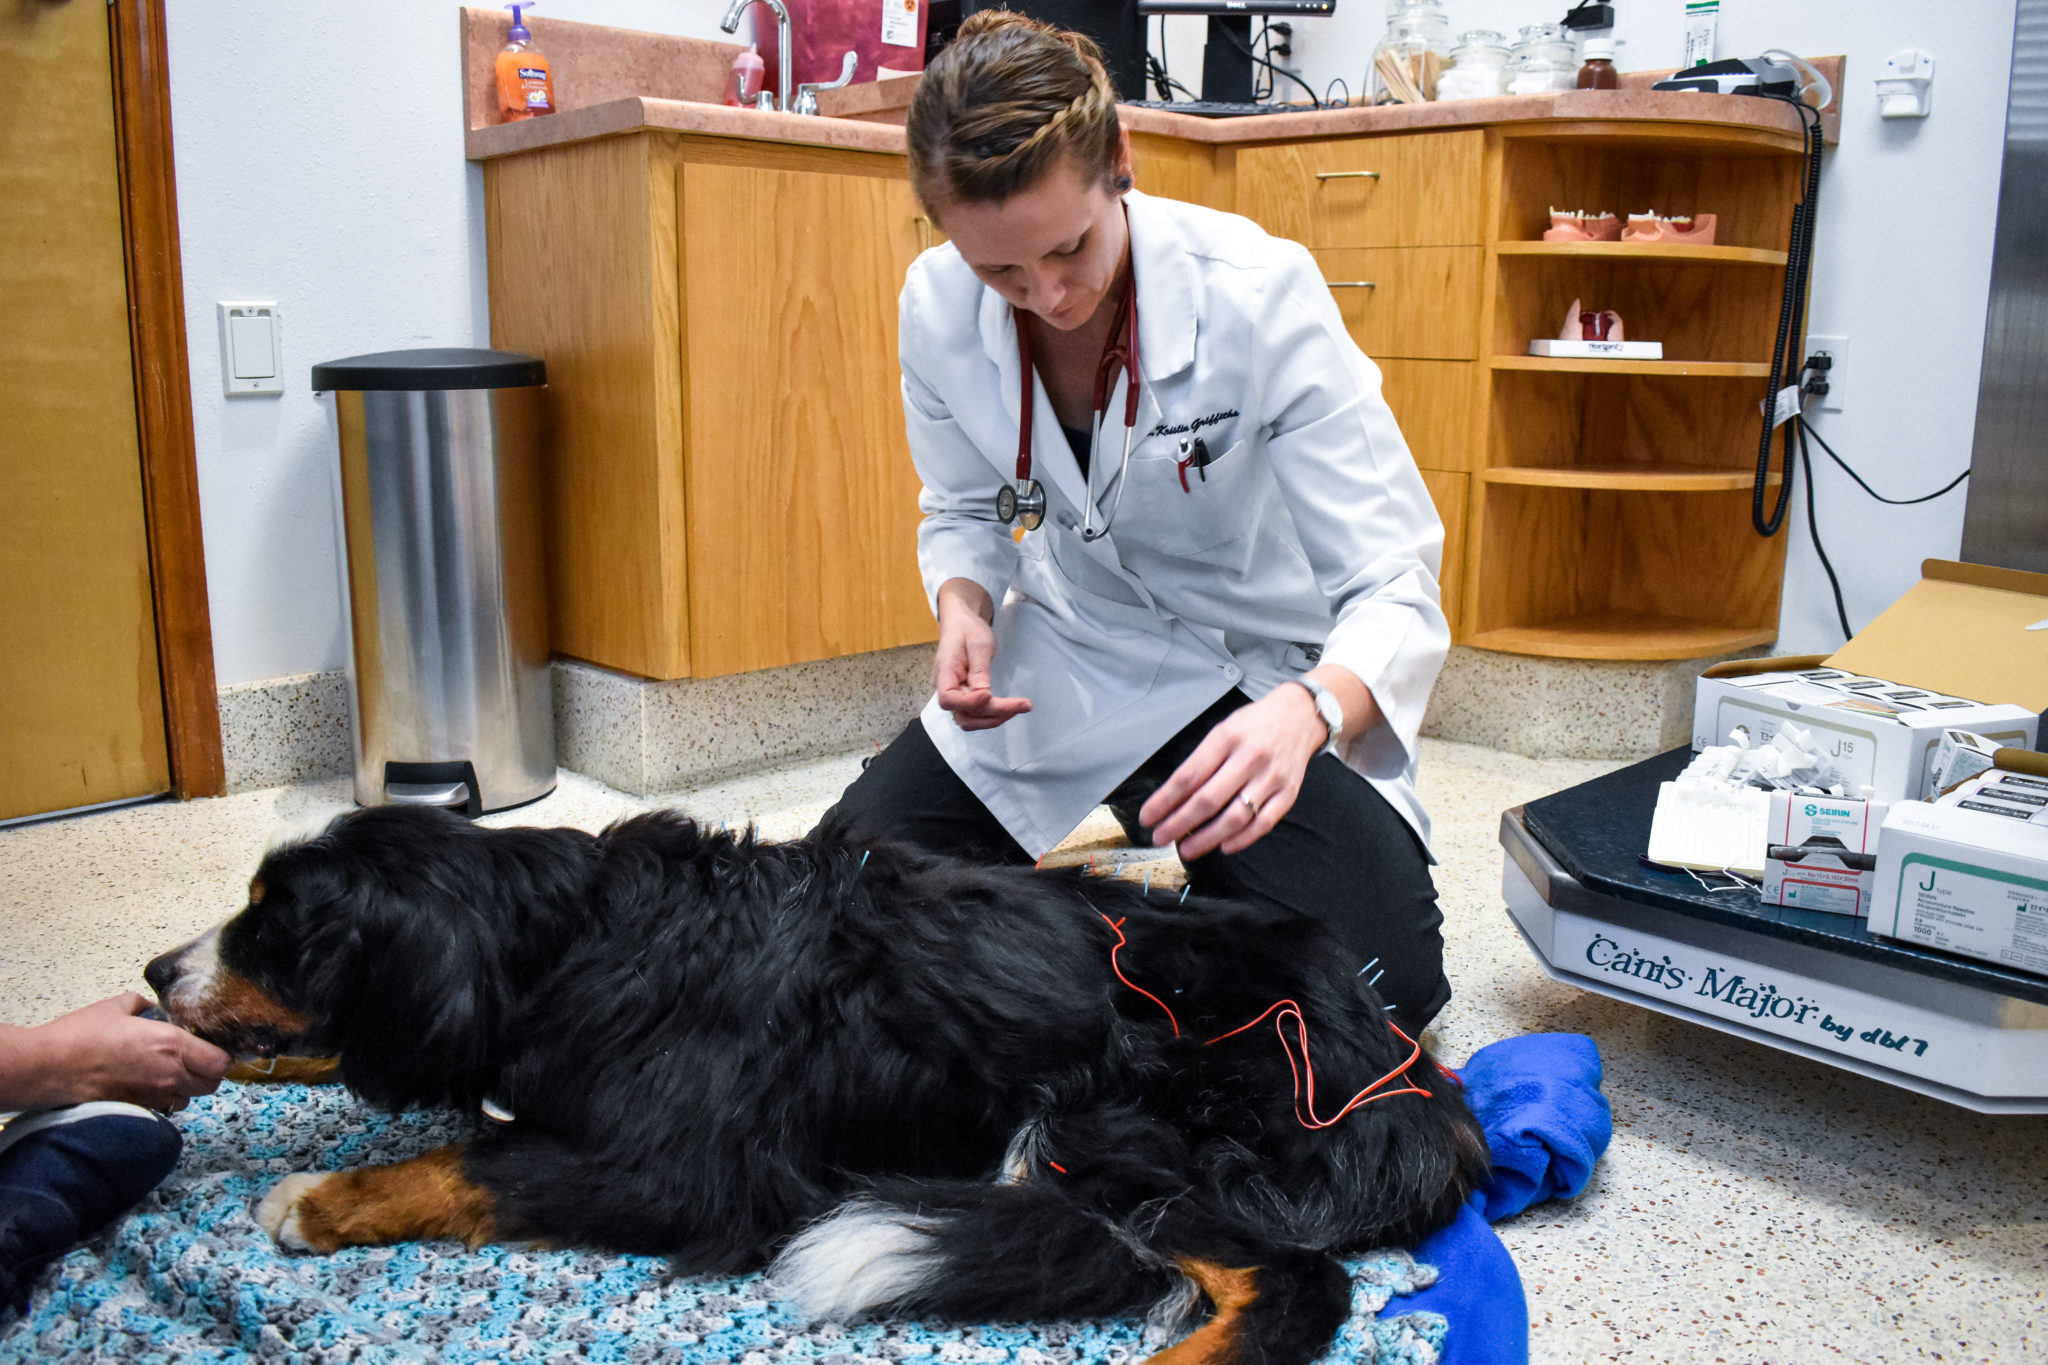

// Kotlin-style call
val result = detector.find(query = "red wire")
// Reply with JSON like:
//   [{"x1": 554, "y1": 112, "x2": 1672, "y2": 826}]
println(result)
[
  {"x1": 1098, "y1": 913, "x2": 1180, "y2": 1038},
  {"x1": 1097, "y1": 919, "x2": 1429, "y2": 1129}
]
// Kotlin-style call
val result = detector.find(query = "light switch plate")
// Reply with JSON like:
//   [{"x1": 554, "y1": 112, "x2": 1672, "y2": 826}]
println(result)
[{"x1": 217, "y1": 301, "x2": 282, "y2": 396}]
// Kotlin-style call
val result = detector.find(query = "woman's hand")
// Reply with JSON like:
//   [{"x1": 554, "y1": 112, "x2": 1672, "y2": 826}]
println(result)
[
  {"x1": 932, "y1": 578, "x2": 1032, "y2": 731},
  {"x1": 0, "y1": 993, "x2": 232, "y2": 1113},
  {"x1": 1141, "y1": 668, "x2": 1380, "y2": 860}
]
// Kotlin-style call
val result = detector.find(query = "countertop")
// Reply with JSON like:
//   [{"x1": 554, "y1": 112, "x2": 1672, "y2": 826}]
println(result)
[{"x1": 466, "y1": 85, "x2": 1832, "y2": 162}]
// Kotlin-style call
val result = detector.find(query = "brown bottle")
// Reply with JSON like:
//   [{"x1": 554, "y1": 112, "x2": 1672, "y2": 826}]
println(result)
[{"x1": 1577, "y1": 37, "x2": 1619, "y2": 90}]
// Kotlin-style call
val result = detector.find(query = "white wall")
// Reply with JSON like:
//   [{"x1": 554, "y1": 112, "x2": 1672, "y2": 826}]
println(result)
[
  {"x1": 167, "y1": 1, "x2": 745, "y2": 686},
  {"x1": 171, "y1": 3, "x2": 2015, "y2": 684},
  {"x1": 1282, "y1": 1, "x2": 2016, "y2": 651}
]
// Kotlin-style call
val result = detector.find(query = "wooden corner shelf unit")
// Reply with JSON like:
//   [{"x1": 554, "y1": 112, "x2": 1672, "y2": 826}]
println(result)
[{"x1": 1139, "y1": 109, "x2": 1811, "y2": 663}]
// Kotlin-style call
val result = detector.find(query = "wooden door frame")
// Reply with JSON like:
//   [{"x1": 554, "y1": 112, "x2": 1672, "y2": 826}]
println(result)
[{"x1": 107, "y1": 0, "x2": 223, "y2": 798}]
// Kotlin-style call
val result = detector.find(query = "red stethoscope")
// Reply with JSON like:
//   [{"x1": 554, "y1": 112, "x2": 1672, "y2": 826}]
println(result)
[{"x1": 999, "y1": 272, "x2": 1140, "y2": 543}]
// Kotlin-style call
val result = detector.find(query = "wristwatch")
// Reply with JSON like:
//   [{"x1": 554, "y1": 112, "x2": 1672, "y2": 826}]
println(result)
[{"x1": 1288, "y1": 677, "x2": 1345, "y2": 755}]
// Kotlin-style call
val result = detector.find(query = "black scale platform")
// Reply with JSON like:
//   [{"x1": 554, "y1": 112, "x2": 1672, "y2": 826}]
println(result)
[{"x1": 1520, "y1": 747, "x2": 2048, "y2": 1008}]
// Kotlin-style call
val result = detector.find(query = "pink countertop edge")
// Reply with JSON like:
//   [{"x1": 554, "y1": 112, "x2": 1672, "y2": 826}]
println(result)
[{"x1": 467, "y1": 85, "x2": 1831, "y2": 163}]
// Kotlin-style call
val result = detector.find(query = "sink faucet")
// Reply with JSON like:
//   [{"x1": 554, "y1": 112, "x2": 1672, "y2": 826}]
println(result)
[{"x1": 719, "y1": 0, "x2": 794, "y2": 114}]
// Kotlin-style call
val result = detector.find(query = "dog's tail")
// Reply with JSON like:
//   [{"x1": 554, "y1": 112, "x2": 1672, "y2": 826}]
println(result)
[{"x1": 768, "y1": 1178, "x2": 1351, "y2": 1365}]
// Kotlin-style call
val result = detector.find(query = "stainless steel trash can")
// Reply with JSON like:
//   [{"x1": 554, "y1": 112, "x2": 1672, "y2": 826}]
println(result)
[{"x1": 312, "y1": 348, "x2": 554, "y2": 815}]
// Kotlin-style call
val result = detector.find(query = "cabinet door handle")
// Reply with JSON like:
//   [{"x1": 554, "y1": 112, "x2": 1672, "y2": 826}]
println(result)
[
  {"x1": 1327, "y1": 281, "x2": 1378, "y2": 289},
  {"x1": 914, "y1": 216, "x2": 933, "y2": 251},
  {"x1": 1315, "y1": 170, "x2": 1382, "y2": 181}
]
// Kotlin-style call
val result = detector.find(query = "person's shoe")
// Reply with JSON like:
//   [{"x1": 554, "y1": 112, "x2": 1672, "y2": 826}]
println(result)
[{"x1": 0, "y1": 1102, "x2": 181, "y2": 1314}]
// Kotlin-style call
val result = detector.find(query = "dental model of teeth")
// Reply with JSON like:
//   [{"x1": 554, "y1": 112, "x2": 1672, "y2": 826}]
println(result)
[
  {"x1": 1621, "y1": 212, "x2": 1718, "y2": 245},
  {"x1": 1539, "y1": 209, "x2": 1719, "y2": 246},
  {"x1": 1542, "y1": 209, "x2": 1620, "y2": 242}
]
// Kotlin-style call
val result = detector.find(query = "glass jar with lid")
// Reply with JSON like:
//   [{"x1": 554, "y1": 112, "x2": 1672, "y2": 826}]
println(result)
[
  {"x1": 1436, "y1": 29, "x2": 1513, "y2": 101},
  {"x1": 1369, "y1": 0, "x2": 1452, "y2": 104},
  {"x1": 1506, "y1": 23, "x2": 1580, "y2": 95}
]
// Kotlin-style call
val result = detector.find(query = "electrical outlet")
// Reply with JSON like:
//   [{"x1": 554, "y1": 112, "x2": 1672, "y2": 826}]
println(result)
[{"x1": 1806, "y1": 334, "x2": 1847, "y2": 413}]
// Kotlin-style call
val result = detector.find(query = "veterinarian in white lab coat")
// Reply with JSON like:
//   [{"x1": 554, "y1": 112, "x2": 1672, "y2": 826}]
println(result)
[{"x1": 823, "y1": 11, "x2": 1453, "y2": 1029}]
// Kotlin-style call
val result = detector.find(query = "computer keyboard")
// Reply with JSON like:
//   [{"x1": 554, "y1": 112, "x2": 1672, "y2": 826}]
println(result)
[{"x1": 1120, "y1": 99, "x2": 1318, "y2": 119}]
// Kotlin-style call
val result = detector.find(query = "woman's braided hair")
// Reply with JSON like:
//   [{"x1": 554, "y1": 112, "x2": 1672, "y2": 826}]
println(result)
[{"x1": 906, "y1": 9, "x2": 1125, "y2": 213}]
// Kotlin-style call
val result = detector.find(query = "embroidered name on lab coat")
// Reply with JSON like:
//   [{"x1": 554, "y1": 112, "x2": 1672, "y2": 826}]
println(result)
[{"x1": 1146, "y1": 409, "x2": 1240, "y2": 440}]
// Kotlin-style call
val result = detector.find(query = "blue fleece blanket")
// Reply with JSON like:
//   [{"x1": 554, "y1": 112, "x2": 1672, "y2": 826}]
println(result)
[{"x1": 1389, "y1": 1032, "x2": 1615, "y2": 1365}]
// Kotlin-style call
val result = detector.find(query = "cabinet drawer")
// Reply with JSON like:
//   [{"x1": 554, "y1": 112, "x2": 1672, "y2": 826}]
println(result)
[
  {"x1": 1419, "y1": 469, "x2": 1468, "y2": 638},
  {"x1": 1237, "y1": 131, "x2": 1483, "y2": 248},
  {"x1": 1316, "y1": 247, "x2": 1480, "y2": 360},
  {"x1": 1376, "y1": 358, "x2": 1477, "y2": 472}
]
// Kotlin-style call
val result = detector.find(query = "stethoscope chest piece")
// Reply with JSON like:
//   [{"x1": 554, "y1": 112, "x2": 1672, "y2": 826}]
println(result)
[{"x1": 997, "y1": 478, "x2": 1046, "y2": 531}]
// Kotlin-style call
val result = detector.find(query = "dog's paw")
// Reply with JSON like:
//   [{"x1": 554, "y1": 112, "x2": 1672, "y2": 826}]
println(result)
[{"x1": 256, "y1": 1173, "x2": 331, "y2": 1251}]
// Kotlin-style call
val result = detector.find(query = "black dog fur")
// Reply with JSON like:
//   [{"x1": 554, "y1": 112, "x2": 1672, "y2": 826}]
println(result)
[{"x1": 167, "y1": 805, "x2": 1489, "y2": 1363}]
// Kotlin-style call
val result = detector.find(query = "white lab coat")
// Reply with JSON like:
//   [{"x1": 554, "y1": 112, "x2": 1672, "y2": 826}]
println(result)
[{"x1": 901, "y1": 190, "x2": 1448, "y2": 859}]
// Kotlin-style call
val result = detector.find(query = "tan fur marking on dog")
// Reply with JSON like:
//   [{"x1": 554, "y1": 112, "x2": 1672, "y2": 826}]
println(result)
[
  {"x1": 226, "y1": 1056, "x2": 341, "y2": 1085},
  {"x1": 204, "y1": 970, "x2": 313, "y2": 1037},
  {"x1": 1145, "y1": 1258, "x2": 1260, "y2": 1365},
  {"x1": 282, "y1": 1145, "x2": 498, "y2": 1253}
]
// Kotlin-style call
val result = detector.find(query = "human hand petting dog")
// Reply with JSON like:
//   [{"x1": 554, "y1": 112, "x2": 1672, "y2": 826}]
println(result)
[
  {"x1": 933, "y1": 577, "x2": 1032, "y2": 731},
  {"x1": 0, "y1": 992, "x2": 230, "y2": 1114},
  {"x1": 1142, "y1": 668, "x2": 1381, "y2": 860}
]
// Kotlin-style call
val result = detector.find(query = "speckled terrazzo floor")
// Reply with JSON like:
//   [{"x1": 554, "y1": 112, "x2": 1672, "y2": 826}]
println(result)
[{"x1": 3, "y1": 740, "x2": 2042, "y2": 1363}]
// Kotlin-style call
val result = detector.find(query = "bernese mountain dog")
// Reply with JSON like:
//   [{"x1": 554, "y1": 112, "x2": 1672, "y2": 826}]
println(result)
[{"x1": 145, "y1": 805, "x2": 1488, "y2": 1365}]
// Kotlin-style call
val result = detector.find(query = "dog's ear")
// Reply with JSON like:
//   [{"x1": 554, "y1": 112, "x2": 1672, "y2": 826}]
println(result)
[{"x1": 262, "y1": 812, "x2": 508, "y2": 1110}]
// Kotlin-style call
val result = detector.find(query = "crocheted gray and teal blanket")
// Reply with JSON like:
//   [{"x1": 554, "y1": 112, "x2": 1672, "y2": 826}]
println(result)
[{"x1": 1, "y1": 1082, "x2": 1448, "y2": 1364}]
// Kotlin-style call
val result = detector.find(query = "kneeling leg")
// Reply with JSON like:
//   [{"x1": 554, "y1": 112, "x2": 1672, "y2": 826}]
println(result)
[{"x1": 256, "y1": 1144, "x2": 495, "y2": 1253}]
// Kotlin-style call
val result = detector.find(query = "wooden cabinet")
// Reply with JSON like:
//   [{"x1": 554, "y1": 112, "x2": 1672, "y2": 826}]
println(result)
[
  {"x1": 483, "y1": 111, "x2": 1809, "y2": 678},
  {"x1": 485, "y1": 133, "x2": 936, "y2": 680}
]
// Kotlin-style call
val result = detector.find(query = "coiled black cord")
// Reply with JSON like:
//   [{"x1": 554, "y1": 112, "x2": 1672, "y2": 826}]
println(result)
[{"x1": 1752, "y1": 95, "x2": 1826, "y2": 537}]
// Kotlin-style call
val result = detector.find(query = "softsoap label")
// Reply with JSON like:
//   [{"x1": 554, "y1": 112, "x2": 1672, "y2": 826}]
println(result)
[{"x1": 882, "y1": 0, "x2": 920, "y2": 48}]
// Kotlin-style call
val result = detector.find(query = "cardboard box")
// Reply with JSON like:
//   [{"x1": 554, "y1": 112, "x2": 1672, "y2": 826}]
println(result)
[
  {"x1": 1695, "y1": 561, "x2": 2048, "y2": 804},
  {"x1": 1869, "y1": 799, "x2": 2048, "y2": 976},
  {"x1": 1937, "y1": 767, "x2": 2048, "y2": 827},
  {"x1": 1762, "y1": 790, "x2": 1887, "y2": 915}
]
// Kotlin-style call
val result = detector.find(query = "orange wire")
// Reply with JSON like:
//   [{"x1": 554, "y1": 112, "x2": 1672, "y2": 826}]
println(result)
[
  {"x1": 1097, "y1": 913, "x2": 1180, "y2": 1038},
  {"x1": 1098, "y1": 918, "x2": 1429, "y2": 1129}
]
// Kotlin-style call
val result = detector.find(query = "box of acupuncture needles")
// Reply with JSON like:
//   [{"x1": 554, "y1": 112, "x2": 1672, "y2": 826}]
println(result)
[
  {"x1": 1870, "y1": 786, "x2": 2048, "y2": 976},
  {"x1": 1694, "y1": 561, "x2": 2047, "y2": 804},
  {"x1": 1761, "y1": 790, "x2": 1889, "y2": 916}
]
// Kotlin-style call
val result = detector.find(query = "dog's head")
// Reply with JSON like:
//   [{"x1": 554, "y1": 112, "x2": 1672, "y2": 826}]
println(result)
[{"x1": 145, "y1": 805, "x2": 589, "y2": 1108}]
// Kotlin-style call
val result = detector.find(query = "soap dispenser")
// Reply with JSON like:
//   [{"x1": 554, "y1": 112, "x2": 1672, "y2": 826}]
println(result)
[{"x1": 496, "y1": 3, "x2": 556, "y2": 121}]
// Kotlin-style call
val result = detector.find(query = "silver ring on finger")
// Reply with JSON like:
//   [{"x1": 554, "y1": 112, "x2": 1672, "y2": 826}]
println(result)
[{"x1": 1239, "y1": 792, "x2": 1260, "y2": 816}]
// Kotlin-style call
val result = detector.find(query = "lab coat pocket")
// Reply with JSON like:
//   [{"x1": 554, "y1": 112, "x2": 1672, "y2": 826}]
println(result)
[{"x1": 1123, "y1": 439, "x2": 1260, "y2": 557}]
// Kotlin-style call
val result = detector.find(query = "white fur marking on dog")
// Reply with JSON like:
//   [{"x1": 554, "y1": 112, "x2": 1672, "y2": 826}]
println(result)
[
  {"x1": 999, "y1": 1116, "x2": 1050, "y2": 1185},
  {"x1": 256, "y1": 1172, "x2": 331, "y2": 1252},
  {"x1": 768, "y1": 1199, "x2": 943, "y2": 1322},
  {"x1": 1145, "y1": 1264, "x2": 1204, "y2": 1338},
  {"x1": 264, "y1": 811, "x2": 340, "y2": 853},
  {"x1": 160, "y1": 923, "x2": 225, "y2": 1017}
]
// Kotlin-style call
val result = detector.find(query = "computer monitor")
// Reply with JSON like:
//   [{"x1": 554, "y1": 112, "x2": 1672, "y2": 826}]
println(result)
[
  {"x1": 959, "y1": 1, "x2": 1150, "y2": 100},
  {"x1": 1136, "y1": 3, "x2": 1338, "y2": 104}
]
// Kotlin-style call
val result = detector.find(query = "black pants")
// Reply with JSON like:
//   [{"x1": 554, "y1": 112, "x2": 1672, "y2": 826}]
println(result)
[{"x1": 821, "y1": 690, "x2": 1451, "y2": 1032}]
